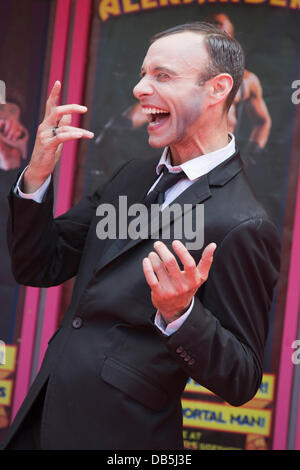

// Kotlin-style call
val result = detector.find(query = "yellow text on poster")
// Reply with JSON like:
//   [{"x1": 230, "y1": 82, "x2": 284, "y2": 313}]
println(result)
[
  {"x1": 0, "y1": 380, "x2": 13, "y2": 407},
  {"x1": 98, "y1": 0, "x2": 300, "y2": 23},
  {"x1": 182, "y1": 399, "x2": 272, "y2": 436},
  {"x1": 184, "y1": 373, "x2": 275, "y2": 402},
  {"x1": 254, "y1": 374, "x2": 275, "y2": 401},
  {"x1": 0, "y1": 345, "x2": 17, "y2": 372}
]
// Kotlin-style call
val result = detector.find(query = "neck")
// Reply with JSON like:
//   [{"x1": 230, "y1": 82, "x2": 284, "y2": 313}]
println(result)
[{"x1": 169, "y1": 118, "x2": 229, "y2": 166}]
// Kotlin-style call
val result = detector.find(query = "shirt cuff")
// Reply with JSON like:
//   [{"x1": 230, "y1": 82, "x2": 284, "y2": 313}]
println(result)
[
  {"x1": 154, "y1": 297, "x2": 194, "y2": 336},
  {"x1": 14, "y1": 166, "x2": 51, "y2": 203}
]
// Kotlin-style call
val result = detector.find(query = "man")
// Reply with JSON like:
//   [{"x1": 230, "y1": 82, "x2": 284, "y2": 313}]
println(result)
[
  {"x1": 208, "y1": 13, "x2": 272, "y2": 165},
  {"x1": 1, "y1": 22, "x2": 280, "y2": 450}
]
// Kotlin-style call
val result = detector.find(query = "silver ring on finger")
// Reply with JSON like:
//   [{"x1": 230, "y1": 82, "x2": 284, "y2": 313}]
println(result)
[{"x1": 52, "y1": 126, "x2": 58, "y2": 137}]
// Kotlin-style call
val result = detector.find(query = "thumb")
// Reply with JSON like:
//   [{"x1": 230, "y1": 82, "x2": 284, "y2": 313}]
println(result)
[{"x1": 197, "y1": 242, "x2": 217, "y2": 283}]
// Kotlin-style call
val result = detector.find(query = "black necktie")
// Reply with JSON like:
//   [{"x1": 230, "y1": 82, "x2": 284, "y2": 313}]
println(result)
[
  {"x1": 105, "y1": 167, "x2": 185, "y2": 257},
  {"x1": 144, "y1": 167, "x2": 185, "y2": 207}
]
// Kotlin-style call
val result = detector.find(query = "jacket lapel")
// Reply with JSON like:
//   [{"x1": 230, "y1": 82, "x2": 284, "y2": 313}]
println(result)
[
  {"x1": 93, "y1": 156, "x2": 158, "y2": 267},
  {"x1": 95, "y1": 150, "x2": 243, "y2": 272},
  {"x1": 95, "y1": 178, "x2": 212, "y2": 273}
]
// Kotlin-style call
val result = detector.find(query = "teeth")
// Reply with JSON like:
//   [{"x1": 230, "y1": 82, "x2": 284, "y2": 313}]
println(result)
[{"x1": 142, "y1": 107, "x2": 169, "y2": 114}]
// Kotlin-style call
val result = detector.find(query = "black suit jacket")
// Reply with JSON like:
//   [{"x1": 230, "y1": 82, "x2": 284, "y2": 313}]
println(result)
[{"x1": 2, "y1": 151, "x2": 281, "y2": 449}]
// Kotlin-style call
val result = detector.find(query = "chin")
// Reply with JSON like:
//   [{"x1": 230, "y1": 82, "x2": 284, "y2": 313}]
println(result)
[{"x1": 148, "y1": 135, "x2": 170, "y2": 149}]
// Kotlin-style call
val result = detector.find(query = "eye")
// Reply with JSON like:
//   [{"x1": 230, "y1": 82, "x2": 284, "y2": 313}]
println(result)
[{"x1": 156, "y1": 72, "x2": 170, "y2": 81}]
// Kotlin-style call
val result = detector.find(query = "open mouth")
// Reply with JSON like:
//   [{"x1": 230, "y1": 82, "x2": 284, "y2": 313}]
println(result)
[{"x1": 142, "y1": 106, "x2": 170, "y2": 130}]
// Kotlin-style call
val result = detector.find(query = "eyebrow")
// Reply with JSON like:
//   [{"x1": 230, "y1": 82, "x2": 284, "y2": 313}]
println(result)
[{"x1": 140, "y1": 65, "x2": 178, "y2": 76}]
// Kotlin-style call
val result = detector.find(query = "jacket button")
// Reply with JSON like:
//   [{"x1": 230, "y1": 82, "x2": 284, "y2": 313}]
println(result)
[
  {"x1": 176, "y1": 346, "x2": 183, "y2": 354},
  {"x1": 180, "y1": 351, "x2": 187, "y2": 358},
  {"x1": 188, "y1": 359, "x2": 195, "y2": 366},
  {"x1": 72, "y1": 317, "x2": 83, "y2": 329}
]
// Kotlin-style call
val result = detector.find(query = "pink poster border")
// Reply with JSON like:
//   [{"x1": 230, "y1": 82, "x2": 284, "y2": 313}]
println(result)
[
  {"x1": 11, "y1": 0, "x2": 72, "y2": 421},
  {"x1": 37, "y1": 0, "x2": 92, "y2": 370},
  {"x1": 11, "y1": 1, "x2": 299, "y2": 448},
  {"x1": 272, "y1": 166, "x2": 300, "y2": 449}
]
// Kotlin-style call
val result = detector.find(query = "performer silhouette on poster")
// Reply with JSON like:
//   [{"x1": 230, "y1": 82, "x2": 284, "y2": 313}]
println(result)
[
  {"x1": 92, "y1": 101, "x2": 150, "y2": 186},
  {"x1": 208, "y1": 13, "x2": 272, "y2": 166},
  {"x1": 0, "y1": 100, "x2": 29, "y2": 171}
]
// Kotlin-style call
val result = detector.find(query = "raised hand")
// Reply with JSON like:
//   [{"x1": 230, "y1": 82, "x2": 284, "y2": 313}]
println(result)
[
  {"x1": 143, "y1": 240, "x2": 216, "y2": 324},
  {"x1": 24, "y1": 81, "x2": 94, "y2": 193}
]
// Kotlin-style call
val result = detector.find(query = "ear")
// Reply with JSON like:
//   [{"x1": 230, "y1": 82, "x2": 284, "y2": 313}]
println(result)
[{"x1": 209, "y1": 73, "x2": 233, "y2": 107}]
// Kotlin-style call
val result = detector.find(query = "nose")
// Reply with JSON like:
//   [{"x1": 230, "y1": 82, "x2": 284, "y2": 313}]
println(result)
[{"x1": 133, "y1": 75, "x2": 153, "y2": 100}]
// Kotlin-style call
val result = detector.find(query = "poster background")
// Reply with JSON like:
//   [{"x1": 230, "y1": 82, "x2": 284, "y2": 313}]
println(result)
[
  {"x1": 0, "y1": 0, "x2": 298, "y2": 450},
  {"x1": 85, "y1": 3, "x2": 298, "y2": 232},
  {"x1": 75, "y1": 1, "x2": 300, "y2": 449},
  {"x1": 0, "y1": 0, "x2": 51, "y2": 440}
]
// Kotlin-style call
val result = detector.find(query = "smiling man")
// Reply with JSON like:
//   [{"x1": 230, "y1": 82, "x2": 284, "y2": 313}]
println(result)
[
  {"x1": 1, "y1": 22, "x2": 280, "y2": 450},
  {"x1": 135, "y1": 26, "x2": 241, "y2": 164}
]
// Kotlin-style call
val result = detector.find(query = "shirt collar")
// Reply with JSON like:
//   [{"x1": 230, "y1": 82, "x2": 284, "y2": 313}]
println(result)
[{"x1": 156, "y1": 133, "x2": 236, "y2": 180}]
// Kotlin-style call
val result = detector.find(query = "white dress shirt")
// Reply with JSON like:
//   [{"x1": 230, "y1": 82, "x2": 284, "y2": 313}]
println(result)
[{"x1": 15, "y1": 133, "x2": 236, "y2": 335}]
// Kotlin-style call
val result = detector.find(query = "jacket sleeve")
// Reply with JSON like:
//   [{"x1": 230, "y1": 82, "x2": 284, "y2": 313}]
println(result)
[
  {"x1": 162, "y1": 217, "x2": 281, "y2": 406},
  {"x1": 6, "y1": 162, "x2": 130, "y2": 287}
]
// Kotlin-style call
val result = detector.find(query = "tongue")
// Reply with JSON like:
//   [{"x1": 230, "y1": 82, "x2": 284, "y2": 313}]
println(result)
[{"x1": 152, "y1": 112, "x2": 169, "y2": 123}]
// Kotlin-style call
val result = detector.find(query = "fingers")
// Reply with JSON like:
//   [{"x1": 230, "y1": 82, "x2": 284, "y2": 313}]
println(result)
[
  {"x1": 142, "y1": 256, "x2": 160, "y2": 291},
  {"x1": 148, "y1": 251, "x2": 171, "y2": 286},
  {"x1": 143, "y1": 240, "x2": 217, "y2": 296},
  {"x1": 197, "y1": 242, "x2": 217, "y2": 282},
  {"x1": 41, "y1": 81, "x2": 91, "y2": 148},
  {"x1": 44, "y1": 81, "x2": 88, "y2": 127},
  {"x1": 45, "y1": 104, "x2": 88, "y2": 126},
  {"x1": 37, "y1": 125, "x2": 94, "y2": 151},
  {"x1": 51, "y1": 125, "x2": 94, "y2": 142},
  {"x1": 143, "y1": 240, "x2": 196, "y2": 295},
  {"x1": 59, "y1": 114, "x2": 72, "y2": 127},
  {"x1": 143, "y1": 244, "x2": 179, "y2": 293},
  {"x1": 45, "y1": 80, "x2": 61, "y2": 116},
  {"x1": 152, "y1": 241, "x2": 182, "y2": 281},
  {"x1": 171, "y1": 240, "x2": 199, "y2": 284}
]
